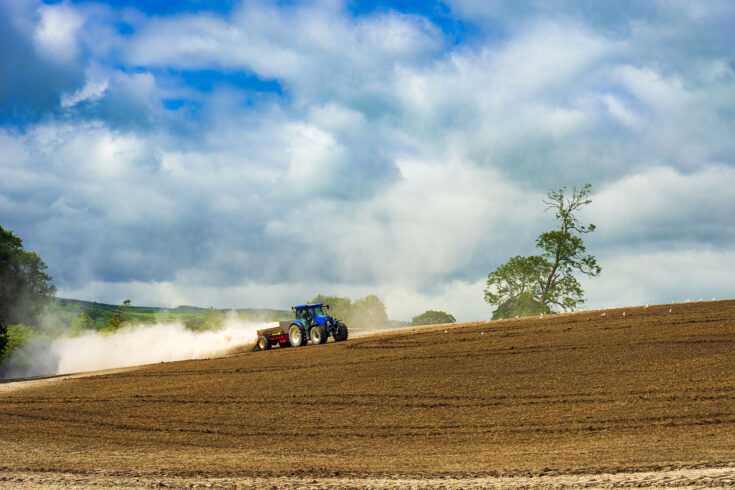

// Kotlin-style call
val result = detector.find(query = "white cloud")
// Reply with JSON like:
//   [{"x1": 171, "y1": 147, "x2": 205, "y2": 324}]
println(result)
[
  {"x1": 124, "y1": 2, "x2": 442, "y2": 108},
  {"x1": 265, "y1": 157, "x2": 542, "y2": 289},
  {"x1": 387, "y1": 20, "x2": 631, "y2": 185},
  {"x1": 587, "y1": 165, "x2": 735, "y2": 248},
  {"x1": 599, "y1": 93, "x2": 643, "y2": 129},
  {"x1": 28, "y1": 121, "x2": 152, "y2": 180},
  {"x1": 656, "y1": 0, "x2": 735, "y2": 20},
  {"x1": 34, "y1": 2, "x2": 84, "y2": 62},
  {"x1": 60, "y1": 72, "x2": 109, "y2": 108},
  {"x1": 126, "y1": 12, "x2": 302, "y2": 78},
  {"x1": 61, "y1": 64, "x2": 114, "y2": 109}
]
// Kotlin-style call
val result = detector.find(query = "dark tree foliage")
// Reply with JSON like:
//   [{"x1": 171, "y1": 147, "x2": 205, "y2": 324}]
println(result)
[
  {"x1": 492, "y1": 291, "x2": 551, "y2": 319},
  {"x1": 484, "y1": 255, "x2": 550, "y2": 307},
  {"x1": 484, "y1": 185, "x2": 601, "y2": 319},
  {"x1": 0, "y1": 226, "x2": 56, "y2": 339},
  {"x1": 410, "y1": 310, "x2": 456, "y2": 326}
]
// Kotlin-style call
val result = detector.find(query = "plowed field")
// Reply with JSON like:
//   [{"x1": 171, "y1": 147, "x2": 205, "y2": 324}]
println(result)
[{"x1": 2, "y1": 300, "x2": 735, "y2": 488}]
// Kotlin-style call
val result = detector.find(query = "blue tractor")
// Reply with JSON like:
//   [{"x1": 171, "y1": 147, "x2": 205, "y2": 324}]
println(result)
[{"x1": 255, "y1": 303, "x2": 349, "y2": 350}]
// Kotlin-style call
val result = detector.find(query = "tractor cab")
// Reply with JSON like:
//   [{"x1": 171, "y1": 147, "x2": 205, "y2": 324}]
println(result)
[{"x1": 292, "y1": 303, "x2": 332, "y2": 327}]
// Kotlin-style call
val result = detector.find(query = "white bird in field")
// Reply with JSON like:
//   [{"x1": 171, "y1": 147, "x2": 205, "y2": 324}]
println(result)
[
  {"x1": 644, "y1": 304, "x2": 649, "y2": 309},
  {"x1": 669, "y1": 308, "x2": 672, "y2": 313},
  {"x1": 601, "y1": 312, "x2": 606, "y2": 317},
  {"x1": 444, "y1": 329, "x2": 448, "y2": 334},
  {"x1": 698, "y1": 298, "x2": 703, "y2": 302},
  {"x1": 623, "y1": 312, "x2": 626, "y2": 317},
  {"x1": 481, "y1": 331, "x2": 485, "y2": 337},
  {"x1": 685, "y1": 299, "x2": 690, "y2": 303}
]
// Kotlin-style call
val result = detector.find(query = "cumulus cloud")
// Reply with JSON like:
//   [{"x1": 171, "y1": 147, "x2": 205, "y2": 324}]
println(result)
[
  {"x1": 1, "y1": 0, "x2": 734, "y2": 321},
  {"x1": 587, "y1": 166, "x2": 735, "y2": 248},
  {"x1": 60, "y1": 65, "x2": 109, "y2": 108},
  {"x1": 34, "y1": 2, "x2": 84, "y2": 62},
  {"x1": 124, "y1": 1, "x2": 443, "y2": 105},
  {"x1": 0, "y1": 2, "x2": 85, "y2": 117}
]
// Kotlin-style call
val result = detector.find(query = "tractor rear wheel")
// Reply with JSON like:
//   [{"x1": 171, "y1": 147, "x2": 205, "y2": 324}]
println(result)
[
  {"x1": 334, "y1": 321, "x2": 349, "y2": 341},
  {"x1": 288, "y1": 324, "x2": 306, "y2": 347},
  {"x1": 256, "y1": 335, "x2": 271, "y2": 351},
  {"x1": 310, "y1": 325, "x2": 328, "y2": 345}
]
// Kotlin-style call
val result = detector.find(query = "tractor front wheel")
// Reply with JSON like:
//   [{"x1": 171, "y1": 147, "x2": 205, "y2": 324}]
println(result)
[
  {"x1": 334, "y1": 321, "x2": 349, "y2": 342},
  {"x1": 288, "y1": 324, "x2": 306, "y2": 347},
  {"x1": 310, "y1": 325, "x2": 328, "y2": 345}
]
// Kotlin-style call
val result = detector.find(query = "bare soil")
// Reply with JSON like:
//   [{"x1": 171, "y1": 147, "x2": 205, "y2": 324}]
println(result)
[{"x1": 1, "y1": 300, "x2": 734, "y2": 488}]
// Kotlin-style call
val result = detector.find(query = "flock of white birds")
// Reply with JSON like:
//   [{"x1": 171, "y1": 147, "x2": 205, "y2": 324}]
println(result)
[{"x1": 491, "y1": 297, "x2": 720, "y2": 322}]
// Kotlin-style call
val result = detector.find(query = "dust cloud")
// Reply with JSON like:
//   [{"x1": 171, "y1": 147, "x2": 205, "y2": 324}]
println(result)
[{"x1": 3, "y1": 316, "x2": 276, "y2": 378}]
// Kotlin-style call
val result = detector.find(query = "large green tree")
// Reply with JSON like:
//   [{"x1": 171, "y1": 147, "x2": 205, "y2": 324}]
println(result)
[
  {"x1": 484, "y1": 184, "x2": 601, "y2": 319},
  {"x1": 0, "y1": 226, "x2": 56, "y2": 350}
]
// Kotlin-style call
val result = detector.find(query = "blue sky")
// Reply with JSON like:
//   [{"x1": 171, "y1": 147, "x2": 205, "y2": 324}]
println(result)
[{"x1": 2, "y1": 0, "x2": 735, "y2": 320}]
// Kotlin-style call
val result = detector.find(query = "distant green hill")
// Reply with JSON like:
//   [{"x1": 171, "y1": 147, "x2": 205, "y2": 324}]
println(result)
[{"x1": 50, "y1": 298, "x2": 291, "y2": 332}]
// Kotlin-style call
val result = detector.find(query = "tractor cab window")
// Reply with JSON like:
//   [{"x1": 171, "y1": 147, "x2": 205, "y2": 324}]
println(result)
[
  {"x1": 295, "y1": 309, "x2": 308, "y2": 323},
  {"x1": 308, "y1": 305, "x2": 325, "y2": 318}
]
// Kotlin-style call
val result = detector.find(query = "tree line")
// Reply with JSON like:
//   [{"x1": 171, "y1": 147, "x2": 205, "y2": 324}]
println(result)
[{"x1": 311, "y1": 294, "x2": 456, "y2": 329}]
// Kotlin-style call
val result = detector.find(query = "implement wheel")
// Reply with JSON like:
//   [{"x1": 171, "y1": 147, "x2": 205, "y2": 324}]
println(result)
[
  {"x1": 289, "y1": 324, "x2": 306, "y2": 347},
  {"x1": 310, "y1": 325, "x2": 328, "y2": 345},
  {"x1": 256, "y1": 335, "x2": 271, "y2": 351}
]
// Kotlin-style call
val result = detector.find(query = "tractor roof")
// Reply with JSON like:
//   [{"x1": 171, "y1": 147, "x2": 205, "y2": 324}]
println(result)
[{"x1": 291, "y1": 303, "x2": 324, "y2": 310}]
